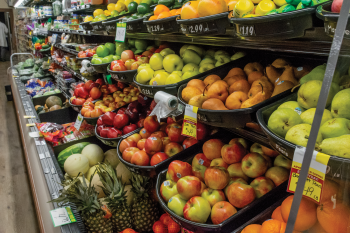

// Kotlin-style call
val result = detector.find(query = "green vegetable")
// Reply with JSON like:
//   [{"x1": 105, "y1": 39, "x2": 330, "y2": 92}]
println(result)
[
  {"x1": 57, "y1": 142, "x2": 91, "y2": 168},
  {"x1": 137, "y1": 3, "x2": 151, "y2": 14}
]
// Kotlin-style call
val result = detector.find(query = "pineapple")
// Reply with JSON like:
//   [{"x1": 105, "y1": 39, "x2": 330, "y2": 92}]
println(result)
[
  {"x1": 130, "y1": 174, "x2": 160, "y2": 232},
  {"x1": 52, "y1": 175, "x2": 113, "y2": 233},
  {"x1": 97, "y1": 162, "x2": 133, "y2": 232}
]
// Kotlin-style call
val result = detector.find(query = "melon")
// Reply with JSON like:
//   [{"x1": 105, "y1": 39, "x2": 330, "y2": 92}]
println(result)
[
  {"x1": 57, "y1": 142, "x2": 90, "y2": 168},
  {"x1": 116, "y1": 163, "x2": 132, "y2": 185},
  {"x1": 45, "y1": 96, "x2": 62, "y2": 108},
  {"x1": 86, "y1": 164, "x2": 105, "y2": 181},
  {"x1": 91, "y1": 174, "x2": 105, "y2": 198},
  {"x1": 81, "y1": 144, "x2": 104, "y2": 167},
  {"x1": 103, "y1": 149, "x2": 120, "y2": 168},
  {"x1": 49, "y1": 105, "x2": 62, "y2": 111},
  {"x1": 125, "y1": 185, "x2": 134, "y2": 206},
  {"x1": 64, "y1": 154, "x2": 90, "y2": 177}
]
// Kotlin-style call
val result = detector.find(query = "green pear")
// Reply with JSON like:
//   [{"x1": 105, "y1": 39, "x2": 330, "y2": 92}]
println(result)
[
  {"x1": 199, "y1": 58, "x2": 216, "y2": 67},
  {"x1": 297, "y1": 80, "x2": 340, "y2": 109},
  {"x1": 214, "y1": 50, "x2": 229, "y2": 59},
  {"x1": 182, "y1": 70, "x2": 200, "y2": 80},
  {"x1": 182, "y1": 50, "x2": 201, "y2": 65},
  {"x1": 278, "y1": 101, "x2": 305, "y2": 114},
  {"x1": 268, "y1": 108, "x2": 303, "y2": 138},
  {"x1": 320, "y1": 118, "x2": 350, "y2": 139},
  {"x1": 331, "y1": 88, "x2": 350, "y2": 119},
  {"x1": 203, "y1": 54, "x2": 213, "y2": 59},
  {"x1": 215, "y1": 55, "x2": 230, "y2": 67},
  {"x1": 187, "y1": 45, "x2": 204, "y2": 57},
  {"x1": 300, "y1": 108, "x2": 332, "y2": 125},
  {"x1": 182, "y1": 63, "x2": 199, "y2": 73},
  {"x1": 285, "y1": 124, "x2": 323, "y2": 148},
  {"x1": 319, "y1": 135, "x2": 350, "y2": 158},
  {"x1": 199, "y1": 64, "x2": 215, "y2": 73},
  {"x1": 339, "y1": 75, "x2": 350, "y2": 90},
  {"x1": 205, "y1": 49, "x2": 215, "y2": 57},
  {"x1": 180, "y1": 44, "x2": 190, "y2": 57},
  {"x1": 300, "y1": 64, "x2": 341, "y2": 84},
  {"x1": 230, "y1": 51, "x2": 246, "y2": 61}
]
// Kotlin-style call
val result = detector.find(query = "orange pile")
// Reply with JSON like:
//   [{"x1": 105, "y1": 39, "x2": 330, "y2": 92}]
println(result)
[
  {"x1": 181, "y1": 0, "x2": 228, "y2": 20},
  {"x1": 149, "y1": 5, "x2": 181, "y2": 21}
]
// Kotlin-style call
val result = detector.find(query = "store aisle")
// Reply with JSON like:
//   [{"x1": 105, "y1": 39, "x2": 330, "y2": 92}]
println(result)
[{"x1": 0, "y1": 61, "x2": 40, "y2": 233}]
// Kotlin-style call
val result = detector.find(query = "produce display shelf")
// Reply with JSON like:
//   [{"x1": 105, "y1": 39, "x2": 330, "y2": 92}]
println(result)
[
  {"x1": 52, "y1": 59, "x2": 89, "y2": 82},
  {"x1": 32, "y1": 15, "x2": 55, "y2": 21},
  {"x1": 62, "y1": 4, "x2": 107, "y2": 14},
  {"x1": 9, "y1": 71, "x2": 84, "y2": 233},
  {"x1": 49, "y1": 29, "x2": 100, "y2": 36},
  {"x1": 53, "y1": 43, "x2": 79, "y2": 56}
]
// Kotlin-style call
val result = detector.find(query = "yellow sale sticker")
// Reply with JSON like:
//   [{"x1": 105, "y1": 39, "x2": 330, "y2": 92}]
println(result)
[
  {"x1": 287, "y1": 146, "x2": 330, "y2": 204},
  {"x1": 181, "y1": 105, "x2": 198, "y2": 139}
]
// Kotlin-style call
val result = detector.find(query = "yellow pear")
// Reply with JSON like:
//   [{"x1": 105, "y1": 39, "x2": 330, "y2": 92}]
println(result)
[{"x1": 188, "y1": 93, "x2": 209, "y2": 108}]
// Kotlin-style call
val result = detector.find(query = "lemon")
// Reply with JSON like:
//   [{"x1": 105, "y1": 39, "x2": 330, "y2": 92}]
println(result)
[
  {"x1": 115, "y1": 2, "x2": 126, "y2": 12},
  {"x1": 243, "y1": 14, "x2": 258, "y2": 17},
  {"x1": 273, "y1": 0, "x2": 287, "y2": 6},
  {"x1": 104, "y1": 10, "x2": 111, "y2": 16},
  {"x1": 124, "y1": 0, "x2": 134, "y2": 6},
  {"x1": 134, "y1": 0, "x2": 142, "y2": 4},
  {"x1": 93, "y1": 9, "x2": 104, "y2": 17},
  {"x1": 107, "y1": 3, "x2": 115, "y2": 11},
  {"x1": 84, "y1": 15, "x2": 94, "y2": 22}
]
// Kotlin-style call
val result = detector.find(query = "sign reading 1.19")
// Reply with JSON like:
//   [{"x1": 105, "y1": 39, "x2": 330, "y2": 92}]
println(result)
[{"x1": 238, "y1": 25, "x2": 255, "y2": 36}]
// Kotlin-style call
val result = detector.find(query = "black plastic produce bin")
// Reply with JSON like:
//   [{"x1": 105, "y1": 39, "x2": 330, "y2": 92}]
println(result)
[
  {"x1": 177, "y1": 12, "x2": 230, "y2": 36},
  {"x1": 38, "y1": 107, "x2": 79, "y2": 125},
  {"x1": 256, "y1": 92, "x2": 350, "y2": 180},
  {"x1": 102, "y1": 13, "x2": 133, "y2": 34},
  {"x1": 107, "y1": 64, "x2": 137, "y2": 83},
  {"x1": 32, "y1": 92, "x2": 66, "y2": 106},
  {"x1": 144, "y1": 15, "x2": 180, "y2": 34},
  {"x1": 90, "y1": 20, "x2": 106, "y2": 32},
  {"x1": 231, "y1": 2, "x2": 328, "y2": 41},
  {"x1": 124, "y1": 17, "x2": 148, "y2": 32},
  {"x1": 91, "y1": 63, "x2": 109, "y2": 73},
  {"x1": 80, "y1": 21, "x2": 93, "y2": 31},
  {"x1": 95, "y1": 124, "x2": 138, "y2": 147}
]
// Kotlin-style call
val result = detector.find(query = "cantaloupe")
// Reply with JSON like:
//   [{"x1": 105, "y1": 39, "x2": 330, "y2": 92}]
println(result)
[
  {"x1": 116, "y1": 163, "x2": 132, "y2": 185},
  {"x1": 90, "y1": 174, "x2": 105, "y2": 198},
  {"x1": 81, "y1": 144, "x2": 104, "y2": 167},
  {"x1": 64, "y1": 154, "x2": 90, "y2": 177},
  {"x1": 103, "y1": 149, "x2": 120, "y2": 168},
  {"x1": 49, "y1": 105, "x2": 62, "y2": 111},
  {"x1": 46, "y1": 96, "x2": 62, "y2": 108}
]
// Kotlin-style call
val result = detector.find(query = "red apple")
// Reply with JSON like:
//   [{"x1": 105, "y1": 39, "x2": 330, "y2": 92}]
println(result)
[
  {"x1": 121, "y1": 50, "x2": 135, "y2": 62},
  {"x1": 140, "y1": 127, "x2": 151, "y2": 139},
  {"x1": 250, "y1": 176, "x2": 275, "y2": 198},
  {"x1": 201, "y1": 188, "x2": 226, "y2": 207},
  {"x1": 144, "y1": 136, "x2": 163, "y2": 155},
  {"x1": 331, "y1": 0, "x2": 343, "y2": 13},
  {"x1": 261, "y1": 145, "x2": 279, "y2": 157},
  {"x1": 137, "y1": 119, "x2": 145, "y2": 128},
  {"x1": 191, "y1": 153, "x2": 211, "y2": 182},
  {"x1": 167, "y1": 117, "x2": 175, "y2": 124},
  {"x1": 112, "y1": 63, "x2": 127, "y2": 71},
  {"x1": 131, "y1": 61, "x2": 143, "y2": 70},
  {"x1": 150, "y1": 152, "x2": 168, "y2": 166},
  {"x1": 125, "y1": 59, "x2": 136, "y2": 70},
  {"x1": 183, "y1": 196, "x2": 211, "y2": 223},
  {"x1": 168, "y1": 160, "x2": 193, "y2": 182},
  {"x1": 72, "y1": 97, "x2": 86, "y2": 105},
  {"x1": 122, "y1": 147, "x2": 140, "y2": 162},
  {"x1": 164, "y1": 142, "x2": 183, "y2": 157},
  {"x1": 84, "y1": 80, "x2": 95, "y2": 91},
  {"x1": 150, "y1": 131, "x2": 167, "y2": 138},
  {"x1": 90, "y1": 108, "x2": 104, "y2": 118},
  {"x1": 250, "y1": 143, "x2": 263, "y2": 155},
  {"x1": 221, "y1": 142, "x2": 246, "y2": 164},
  {"x1": 203, "y1": 139, "x2": 224, "y2": 160},
  {"x1": 274, "y1": 154, "x2": 292, "y2": 170},
  {"x1": 160, "y1": 179, "x2": 178, "y2": 202},
  {"x1": 117, "y1": 108, "x2": 126, "y2": 115},
  {"x1": 177, "y1": 176, "x2": 202, "y2": 200},
  {"x1": 123, "y1": 124, "x2": 137, "y2": 135},
  {"x1": 229, "y1": 138, "x2": 248, "y2": 150},
  {"x1": 119, "y1": 138, "x2": 137, "y2": 153},
  {"x1": 241, "y1": 153, "x2": 269, "y2": 178},
  {"x1": 210, "y1": 158, "x2": 229, "y2": 169},
  {"x1": 204, "y1": 166, "x2": 230, "y2": 190},
  {"x1": 97, "y1": 117, "x2": 103, "y2": 126},
  {"x1": 101, "y1": 111, "x2": 116, "y2": 126},
  {"x1": 182, "y1": 138, "x2": 198, "y2": 150},
  {"x1": 196, "y1": 122, "x2": 208, "y2": 140},
  {"x1": 96, "y1": 124, "x2": 105, "y2": 135},
  {"x1": 76, "y1": 87, "x2": 89, "y2": 99},
  {"x1": 130, "y1": 150, "x2": 150, "y2": 166},
  {"x1": 127, "y1": 133, "x2": 142, "y2": 143},
  {"x1": 144, "y1": 115, "x2": 160, "y2": 133},
  {"x1": 168, "y1": 124, "x2": 186, "y2": 143},
  {"x1": 95, "y1": 78, "x2": 105, "y2": 86},
  {"x1": 113, "y1": 113, "x2": 130, "y2": 129},
  {"x1": 161, "y1": 137, "x2": 171, "y2": 150},
  {"x1": 90, "y1": 87, "x2": 102, "y2": 100},
  {"x1": 211, "y1": 201, "x2": 237, "y2": 225},
  {"x1": 166, "y1": 123, "x2": 178, "y2": 135},
  {"x1": 159, "y1": 122, "x2": 167, "y2": 132},
  {"x1": 227, "y1": 163, "x2": 249, "y2": 181},
  {"x1": 265, "y1": 166, "x2": 289, "y2": 186},
  {"x1": 107, "y1": 127, "x2": 123, "y2": 138},
  {"x1": 100, "y1": 126, "x2": 111, "y2": 138},
  {"x1": 226, "y1": 182, "x2": 255, "y2": 208},
  {"x1": 137, "y1": 138, "x2": 146, "y2": 150}
]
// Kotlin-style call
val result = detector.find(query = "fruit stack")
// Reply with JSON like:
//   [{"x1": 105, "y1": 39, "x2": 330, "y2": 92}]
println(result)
[
  {"x1": 122, "y1": 0, "x2": 154, "y2": 21},
  {"x1": 179, "y1": 0, "x2": 233, "y2": 20},
  {"x1": 110, "y1": 50, "x2": 150, "y2": 71},
  {"x1": 135, "y1": 44, "x2": 244, "y2": 86},
  {"x1": 159, "y1": 137, "x2": 291, "y2": 224},
  {"x1": 267, "y1": 64, "x2": 350, "y2": 158},
  {"x1": 96, "y1": 94, "x2": 153, "y2": 138},
  {"x1": 91, "y1": 42, "x2": 120, "y2": 65},
  {"x1": 70, "y1": 79, "x2": 105, "y2": 106},
  {"x1": 77, "y1": 47, "x2": 96, "y2": 58},
  {"x1": 152, "y1": 213, "x2": 181, "y2": 233},
  {"x1": 181, "y1": 58, "x2": 309, "y2": 110},
  {"x1": 148, "y1": 5, "x2": 182, "y2": 21},
  {"x1": 118, "y1": 116, "x2": 209, "y2": 166}
]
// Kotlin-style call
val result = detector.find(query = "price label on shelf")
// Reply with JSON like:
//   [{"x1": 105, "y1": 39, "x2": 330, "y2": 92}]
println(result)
[
  {"x1": 74, "y1": 114, "x2": 83, "y2": 131},
  {"x1": 115, "y1": 23, "x2": 126, "y2": 42},
  {"x1": 50, "y1": 206, "x2": 77, "y2": 227},
  {"x1": 287, "y1": 146, "x2": 330, "y2": 204},
  {"x1": 181, "y1": 105, "x2": 198, "y2": 139}
]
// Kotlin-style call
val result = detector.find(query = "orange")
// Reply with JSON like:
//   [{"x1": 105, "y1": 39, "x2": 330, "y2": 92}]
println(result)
[
  {"x1": 260, "y1": 219, "x2": 285, "y2": 233},
  {"x1": 308, "y1": 221, "x2": 327, "y2": 233},
  {"x1": 157, "y1": 11, "x2": 173, "y2": 19},
  {"x1": 148, "y1": 15, "x2": 158, "y2": 20},
  {"x1": 227, "y1": 0, "x2": 238, "y2": 11},
  {"x1": 317, "y1": 201, "x2": 350, "y2": 233},
  {"x1": 180, "y1": 2, "x2": 199, "y2": 19},
  {"x1": 271, "y1": 206, "x2": 284, "y2": 222},
  {"x1": 169, "y1": 9, "x2": 178, "y2": 15},
  {"x1": 241, "y1": 224, "x2": 261, "y2": 233},
  {"x1": 320, "y1": 178, "x2": 341, "y2": 204},
  {"x1": 197, "y1": 0, "x2": 227, "y2": 18},
  {"x1": 176, "y1": 8, "x2": 182, "y2": 15},
  {"x1": 154, "y1": 4, "x2": 170, "y2": 16},
  {"x1": 281, "y1": 195, "x2": 317, "y2": 231}
]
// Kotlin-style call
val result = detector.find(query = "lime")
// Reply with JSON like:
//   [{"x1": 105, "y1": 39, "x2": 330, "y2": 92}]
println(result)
[
  {"x1": 137, "y1": 3, "x2": 151, "y2": 14},
  {"x1": 107, "y1": 3, "x2": 115, "y2": 11},
  {"x1": 93, "y1": 9, "x2": 104, "y2": 17},
  {"x1": 105, "y1": 42, "x2": 116, "y2": 55},
  {"x1": 128, "y1": 2, "x2": 138, "y2": 13},
  {"x1": 92, "y1": 57, "x2": 103, "y2": 64},
  {"x1": 96, "y1": 45, "x2": 110, "y2": 58}
]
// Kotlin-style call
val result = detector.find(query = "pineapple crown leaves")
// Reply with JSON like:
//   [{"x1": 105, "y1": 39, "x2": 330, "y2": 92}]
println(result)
[
  {"x1": 130, "y1": 174, "x2": 152, "y2": 199},
  {"x1": 96, "y1": 162, "x2": 128, "y2": 207}
]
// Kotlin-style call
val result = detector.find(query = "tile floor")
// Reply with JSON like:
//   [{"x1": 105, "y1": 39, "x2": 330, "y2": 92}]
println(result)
[{"x1": 0, "y1": 61, "x2": 40, "y2": 233}]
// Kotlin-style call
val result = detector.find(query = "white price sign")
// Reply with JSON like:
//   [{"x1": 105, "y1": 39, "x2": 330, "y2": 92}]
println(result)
[
  {"x1": 74, "y1": 114, "x2": 83, "y2": 131},
  {"x1": 50, "y1": 206, "x2": 76, "y2": 227},
  {"x1": 115, "y1": 22, "x2": 126, "y2": 42}
]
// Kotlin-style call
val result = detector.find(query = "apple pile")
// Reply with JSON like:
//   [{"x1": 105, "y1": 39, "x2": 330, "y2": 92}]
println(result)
[
  {"x1": 110, "y1": 50, "x2": 151, "y2": 71},
  {"x1": 152, "y1": 213, "x2": 181, "y2": 233},
  {"x1": 118, "y1": 116, "x2": 208, "y2": 166},
  {"x1": 182, "y1": 58, "x2": 310, "y2": 110},
  {"x1": 135, "y1": 45, "x2": 244, "y2": 86},
  {"x1": 70, "y1": 79, "x2": 106, "y2": 105},
  {"x1": 159, "y1": 138, "x2": 292, "y2": 224},
  {"x1": 77, "y1": 47, "x2": 96, "y2": 58}
]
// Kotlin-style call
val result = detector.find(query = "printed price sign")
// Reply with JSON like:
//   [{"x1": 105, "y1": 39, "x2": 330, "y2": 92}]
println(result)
[
  {"x1": 50, "y1": 206, "x2": 76, "y2": 227},
  {"x1": 115, "y1": 22, "x2": 126, "y2": 42},
  {"x1": 287, "y1": 146, "x2": 330, "y2": 204},
  {"x1": 74, "y1": 113, "x2": 83, "y2": 131},
  {"x1": 237, "y1": 25, "x2": 256, "y2": 36},
  {"x1": 181, "y1": 105, "x2": 198, "y2": 139}
]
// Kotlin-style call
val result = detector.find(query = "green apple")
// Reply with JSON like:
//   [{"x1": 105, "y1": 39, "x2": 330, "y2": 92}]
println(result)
[
  {"x1": 138, "y1": 67, "x2": 154, "y2": 84},
  {"x1": 96, "y1": 45, "x2": 109, "y2": 58},
  {"x1": 199, "y1": 58, "x2": 216, "y2": 67},
  {"x1": 146, "y1": 45, "x2": 155, "y2": 51},
  {"x1": 215, "y1": 55, "x2": 231, "y2": 67},
  {"x1": 113, "y1": 55, "x2": 121, "y2": 60},
  {"x1": 91, "y1": 57, "x2": 103, "y2": 64},
  {"x1": 199, "y1": 64, "x2": 215, "y2": 73},
  {"x1": 116, "y1": 43, "x2": 127, "y2": 56},
  {"x1": 201, "y1": 188, "x2": 226, "y2": 207},
  {"x1": 168, "y1": 194, "x2": 187, "y2": 217},
  {"x1": 171, "y1": 71, "x2": 182, "y2": 76},
  {"x1": 182, "y1": 49, "x2": 201, "y2": 65},
  {"x1": 160, "y1": 48, "x2": 175, "y2": 57},
  {"x1": 102, "y1": 56, "x2": 113, "y2": 63},
  {"x1": 300, "y1": 108, "x2": 332, "y2": 125},
  {"x1": 187, "y1": 45, "x2": 204, "y2": 57},
  {"x1": 182, "y1": 71, "x2": 200, "y2": 80},
  {"x1": 182, "y1": 63, "x2": 199, "y2": 73},
  {"x1": 93, "y1": 54, "x2": 98, "y2": 58},
  {"x1": 165, "y1": 73, "x2": 182, "y2": 85},
  {"x1": 128, "y1": 38, "x2": 135, "y2": 47},
  {"x1": 285, "y1": 124, "x2": 323, "y2": 147},
  {"x1": 135, "y1": 39, "x2": 148, "y2": 50},
  {"x1": 183, "y1": 196, "x2": 211, "y2": 223},
  {"x1": 180, "y1": 44, "x2": 190, "y2": 57},
  {"x1": 205, "y1": 49, "x2": 215, "y2": 57},
  {"x1": 160, "y1": 180, "x2": 178, "y2": 202},
  {"x1": 154, "y1": 69, "x2": 166, "y2": 76},
  {"x1": 163, "y1": 54, "x2": 183, "y2": 73},
  {"x1": 137, "y1": 63, "x2": 151, "y2": 73},
  {"x1": 231, "y1": 51, "x2": 246, "y2": 61},
  {"x1": 150, "y1": 72, "x2": 168, "y2": 86},
  {"x1": 267, "y1": 108, "x2": 303, "y2": 138},
  {"x1": 104, "y1": 42, "x2": 116, "y2": 55},
  {"x1": 149, "y1": 53, "x2": 164, "y2": 70}
]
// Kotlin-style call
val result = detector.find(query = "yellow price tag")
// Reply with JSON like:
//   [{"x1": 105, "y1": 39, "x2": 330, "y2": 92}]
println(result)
[
  {"x1": 24, "y1": 115, "x2": 35, "y2": 118},
  {"x1": 181, "y1": 105, "x2": 198, "y2": 139},
  {"x1": 26, "y1": 123, "x2": 35, "y2": 127},
  {"x1": 287, "y1": 147, "x2": 330, "y2": 204}
]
